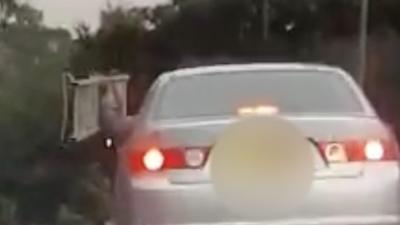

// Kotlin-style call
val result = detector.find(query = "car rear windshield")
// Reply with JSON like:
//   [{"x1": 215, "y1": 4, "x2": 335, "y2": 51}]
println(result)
[{"x1": 155, "y1": 70, "x2": 365, "y2": 119}]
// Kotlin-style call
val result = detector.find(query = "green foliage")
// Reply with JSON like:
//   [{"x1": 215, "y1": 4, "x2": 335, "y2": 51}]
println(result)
[
  {"x1": 69, "y1": 0, "x2": 369, "y2": 77},
  {"x1": 0, "y1": 1, "x2": 82, "y2": 224},
  {"x1": 0, "y1": 26, "x2": 71, "y2": 157},
  {"x1": 0, "y1": 0, "x2": 18, "y2": 26},
  {"x1": 1, "y1": 1, "x2": 42, "y2": 28},
  {"x1": 69, "y1": 6, "x2": 149, "y2": 77}
]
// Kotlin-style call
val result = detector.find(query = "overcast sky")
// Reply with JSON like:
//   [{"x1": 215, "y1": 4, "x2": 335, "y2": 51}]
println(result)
[{"x1": 29, "y1": 0, "x2": 169, "y2": 30}]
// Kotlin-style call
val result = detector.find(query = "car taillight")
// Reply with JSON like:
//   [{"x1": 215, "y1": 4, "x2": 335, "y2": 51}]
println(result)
[
  {"x1": 324, "y1": 143, "x2": 348, "y2": 163},
  {"x1": 364, "y1": 140, "x2": 384, "y2": 161},
  {"x1": 185, "y1": 148, "x2": 206, "y2": 168},
  {"x1": 143, "y1": 148, "x2": 164, "y2": 171},
  {"x1": 319, "y1": 138, "x2": 398, "y2": 162},
  {"x1": 128, "y1": 147, "x2": 209, "y2": 174}
]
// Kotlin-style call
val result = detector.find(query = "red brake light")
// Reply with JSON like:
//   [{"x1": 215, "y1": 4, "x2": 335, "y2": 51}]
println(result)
[
  {"x1": 364, "y1": 140, "x2": 384, "y2": 161},
  {"x1": 127, "y1": 147, "x2": 209, "y2": 174},
  {"x1": 143, "y1": 148, "x2": 164, "y2": 171},
  {"x1": 163, "y1": 148, "x2": 186, "y2": 169}
]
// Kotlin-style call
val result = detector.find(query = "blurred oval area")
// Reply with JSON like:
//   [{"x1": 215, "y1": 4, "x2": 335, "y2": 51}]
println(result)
[{"x1": 210, "y1": 116, "x2": 314, "y2": 218}]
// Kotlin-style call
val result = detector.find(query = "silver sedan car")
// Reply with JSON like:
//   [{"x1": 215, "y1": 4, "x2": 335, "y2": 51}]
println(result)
[{"x1": 112, "y1": 64, "x2": 400, "y2": 225}]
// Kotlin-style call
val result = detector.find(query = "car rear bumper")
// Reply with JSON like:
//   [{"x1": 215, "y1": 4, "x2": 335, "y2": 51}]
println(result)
[{"x1": 114, "y1": 162, "x2": 400, "y2": 225}]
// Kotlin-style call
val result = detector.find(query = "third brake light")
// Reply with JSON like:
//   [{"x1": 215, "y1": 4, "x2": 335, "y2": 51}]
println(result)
[{"x1": 238, "y1": 105, "x2": 279, "y2": 116}]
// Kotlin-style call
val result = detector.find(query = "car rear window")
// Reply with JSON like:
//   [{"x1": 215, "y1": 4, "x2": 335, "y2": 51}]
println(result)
[{"x1": 155, "y1": 70, "x2": 365, "y2": 119}]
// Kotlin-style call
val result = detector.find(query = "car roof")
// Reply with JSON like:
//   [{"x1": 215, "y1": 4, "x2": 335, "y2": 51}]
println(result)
[{"x1": 162, "y1": 63, "x2": 346, "y2": 79}]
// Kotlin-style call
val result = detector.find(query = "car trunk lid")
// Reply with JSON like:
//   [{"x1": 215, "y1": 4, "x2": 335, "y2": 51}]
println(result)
[{"x1": 155, "y1": 116, "x2": 385, "y2": 184}]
